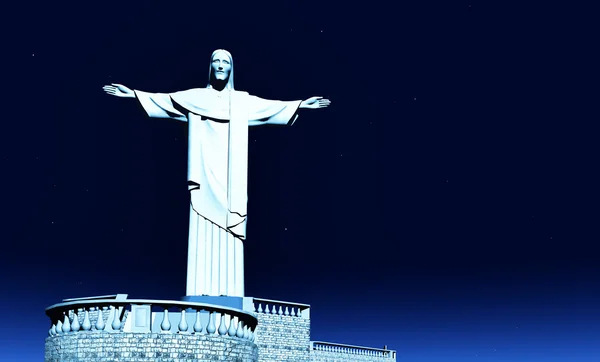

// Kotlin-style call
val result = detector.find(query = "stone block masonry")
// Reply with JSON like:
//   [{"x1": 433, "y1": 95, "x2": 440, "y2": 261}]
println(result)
[
  {"x1": 45, "y1": 332, "x2": 258, "y2": 362},
  {"x1": 254, "y1": 309, "x2": 310, "y2": 362}
]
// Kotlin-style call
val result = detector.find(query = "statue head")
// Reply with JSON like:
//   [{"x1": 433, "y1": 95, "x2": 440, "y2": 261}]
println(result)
[{"x1": 207, "y1": 49, "x2": 234, "y2": 90}]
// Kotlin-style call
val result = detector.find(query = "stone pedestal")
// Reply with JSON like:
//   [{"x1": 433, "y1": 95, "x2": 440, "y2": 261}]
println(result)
[
  {"x1": 44, "y1": 295, "x2": 258, "y2": 362},
  {"x1": 45, "y1": 333, "x2": 257, "y2": 362}
]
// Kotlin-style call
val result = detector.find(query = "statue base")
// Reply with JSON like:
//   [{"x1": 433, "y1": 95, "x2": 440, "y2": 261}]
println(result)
[{"x1": 181, "y1": 295, "x2": 255, "y2": 312}]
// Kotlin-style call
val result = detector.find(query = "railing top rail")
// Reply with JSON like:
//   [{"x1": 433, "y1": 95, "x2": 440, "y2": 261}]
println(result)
[
  {"x1": 311, "y1": 341, "x2": 397, "y2": 353},
  {"x1": 62, "y1": 294, "x2": 127, "y2": 302},
  {"x1": 45, "y1": 298, "x2": 257, "y2": 321},
  {"x1": 252, "y1": 297, "x2": 310, "y2": 308}
]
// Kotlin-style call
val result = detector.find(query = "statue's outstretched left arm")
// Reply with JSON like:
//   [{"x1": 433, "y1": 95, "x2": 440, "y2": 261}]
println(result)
[
  {"x1": 247, "y1": 95, "x2": 331, "y2": 127},
  {"x1": 299, "y1": 96, "x2": 331, "y2": 109}
]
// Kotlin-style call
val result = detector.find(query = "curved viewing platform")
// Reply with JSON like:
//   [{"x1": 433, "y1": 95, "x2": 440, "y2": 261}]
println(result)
[
  {"x1": 311, "y1": 341, "x2": 397, "y2": 359},
  {"x1": 45, "y1": 294, "x2": 257, "y2": 340}
]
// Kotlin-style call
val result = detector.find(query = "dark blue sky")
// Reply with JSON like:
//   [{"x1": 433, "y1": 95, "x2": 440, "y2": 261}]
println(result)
[{"x1": 2, "y1": 1, "x2": 598, "y2": 361}]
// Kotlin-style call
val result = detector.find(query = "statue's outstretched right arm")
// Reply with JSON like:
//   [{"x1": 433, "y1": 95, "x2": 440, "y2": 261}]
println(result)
[
  {"x1": 103, "y1": 83, "x2": 136, "y2": 98},
  {"x1": 103, "y1": 83, "x2": 187, "y2": 122}
]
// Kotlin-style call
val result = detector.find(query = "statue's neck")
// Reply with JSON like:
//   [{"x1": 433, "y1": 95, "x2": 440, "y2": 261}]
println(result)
[{"x1": 210, "y1": 79, "x2": 228, "y2": 91}]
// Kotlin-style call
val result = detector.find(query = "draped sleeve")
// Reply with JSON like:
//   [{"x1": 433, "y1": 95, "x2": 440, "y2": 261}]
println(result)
[
  {"x1": 246, "y1": 95, "x2": 302, "y2": 127},
  {"x1": 134, "y1": 90, "x2": 188, "y2": 122}
]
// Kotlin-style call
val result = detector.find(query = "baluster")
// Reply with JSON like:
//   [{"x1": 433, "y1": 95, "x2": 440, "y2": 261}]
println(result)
[
  {"x1": 95, "y1": 308, "x2": 105, "y2": 331},
  {"x1": 218, "y1": 314, "x2": 227, "y2": 336},
  {"x1": 284, "y1": 306, "x2": 289, "y2": 316},
  {"x1": 236, "y1": 320, "x2": 244, "y2": 338},
  {"x1": 179, "y1": 310, "x2": 188, "y2": 332},
  {"x1": 277, "y1": 306, "x2": 283, "y2": 315},
  {"x1": 82, "y1": 310, "x2": 91, "y2": 331},
  {"x1": 160, "y1": 309, "x2": 171, "y2": 332},
  {"x1": 193, "y1": 310, "x2": 203, "y2": 333},
  {"x1": 55, "y1": 320, "x2": 63, "y2": 335},
  {"x1": 265, "y1": 304, "x2": 271, "y2": 314},
  {"x1": 243, "y1": 324, "x2": 249, "y2": 339},
  {"x1": 257, "y1": 303, "x2": 263, "y2": 313},
  {"x1": 248, "y1": 327, "x2": 254, "y2": 342},
  {"x1": 111, "y1": 307, "x2": 121, "y2": 331},
  {"x1": 206, "y1": 312, "x2": 216, "y2": 335},
  {"x1": 227, "y1": 316, "x2": 237, "y2": 337},
  {"x1": 48, "y1": 325, "x2": 54, "y2": 337},
  {"x1": 71, "y1": 311, "x2": 81, "y2": 332},
  {"x1": 62, "y1": 313, "x2": 71, "y2": 333}
]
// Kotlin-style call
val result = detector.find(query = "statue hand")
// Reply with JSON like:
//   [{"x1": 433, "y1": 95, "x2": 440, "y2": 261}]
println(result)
[
  {"x1": 300, "y1": 96, "x2": 331, "y2": 109},
  {"x1": 103, "y1": 83, "x2": 135, "y2": 98}
]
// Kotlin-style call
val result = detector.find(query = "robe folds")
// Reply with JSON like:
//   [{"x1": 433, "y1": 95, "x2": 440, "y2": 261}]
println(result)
[{"x1": 135, "y1": 88, "x2": 301, "y2": 239}]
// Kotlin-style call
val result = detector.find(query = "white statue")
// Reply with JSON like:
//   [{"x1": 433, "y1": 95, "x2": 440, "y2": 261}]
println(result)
[{"x1": 103, "y1": 49, "x2": 330, "y2": 298}]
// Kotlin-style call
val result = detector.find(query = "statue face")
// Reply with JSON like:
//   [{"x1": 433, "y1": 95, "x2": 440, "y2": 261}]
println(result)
[{"x1": 211, "y1": 52, "x2": 232, "y2": 82}]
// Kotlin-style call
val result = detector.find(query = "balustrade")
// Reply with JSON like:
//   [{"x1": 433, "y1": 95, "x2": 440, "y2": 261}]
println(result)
[
  {"x1": 45, "y1": 296, "x2": 257, "y2": 343},
  {"x1": 252, "y1": 297, "x2": 310, "y2": 319},
  {"x1": 311, "y1": 341, "x2": 396, "y2": 359}
]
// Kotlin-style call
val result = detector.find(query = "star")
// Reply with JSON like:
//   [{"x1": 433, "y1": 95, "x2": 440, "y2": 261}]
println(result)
[{"x1": 284, "y1": 227, "x2": 288, "y2": 231}]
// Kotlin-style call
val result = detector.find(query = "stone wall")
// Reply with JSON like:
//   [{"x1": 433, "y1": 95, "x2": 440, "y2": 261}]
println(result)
[
  {"x1": 45, "y1": 332, "x2": 258, "y2": 362},
  {"x1": 254, "y1": 313, "x2": 310, "y2": 362}
]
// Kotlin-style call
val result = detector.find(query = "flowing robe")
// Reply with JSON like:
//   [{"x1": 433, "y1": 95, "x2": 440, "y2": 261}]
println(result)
[{"x1": 135, "y1": 88, "x2": 301, "y2": 297}]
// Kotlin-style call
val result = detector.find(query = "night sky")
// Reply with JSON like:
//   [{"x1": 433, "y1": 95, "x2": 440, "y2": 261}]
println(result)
[{"x1": 2, "y1": 1, "x2": 599, "y2": 361}]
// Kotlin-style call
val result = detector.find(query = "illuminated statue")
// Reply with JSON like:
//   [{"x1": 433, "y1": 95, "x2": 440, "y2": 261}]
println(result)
[{"x1": 103, "y1": 49, "x2": 330, "y2": 297}]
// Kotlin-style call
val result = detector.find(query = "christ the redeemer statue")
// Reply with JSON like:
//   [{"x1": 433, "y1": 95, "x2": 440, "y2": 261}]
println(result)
[{"x1": 103, "y1": 49, "x2": 330, "y2": 298}]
